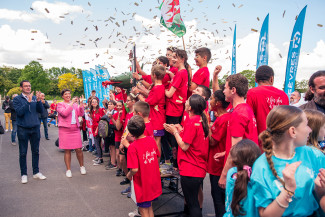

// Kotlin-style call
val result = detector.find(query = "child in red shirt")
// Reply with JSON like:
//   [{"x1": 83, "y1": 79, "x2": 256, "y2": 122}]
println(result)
[
  {"x1": 219, "y1": 74, "x2": 258, "y2": 189},
  {"x1": 126, "y1": 116, "x2": 162, "y2": 217},
  {"x1": 110, "y1": 100, "x2": 125, "y2": 176},
  {"x1": 208, "y1": 90, "x2": 230, "y2": 217},
  {"x1": 188, "y1": 47, "x2": 211, "y2": 97},
  {"x1": 164, "y1": 94, "x2": 209, "y2": 217},
  {"x1": 137, "y1": 65, "x2": 166, "y2": 157},
  {"x1": 119, "y1": 95, "x2": 136, "y2": 184},
  {"x1": 109, "y1": 87, "x2": 127, "y2": 102},
  {"x1": 165, "y1": 49, "x2": 190, "y2": 168},
  {"x1": 134, "y1": 56, "x2": 172, "y2": 90},
  {"x1": 48, "y1": 99, "x2": 58, "y2": 126},
  {"x1": 89, "y1": 97, "x2": 106, "y2": 165}
]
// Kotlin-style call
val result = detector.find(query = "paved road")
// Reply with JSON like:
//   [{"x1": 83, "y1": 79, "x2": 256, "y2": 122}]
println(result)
[{"x1": 0, "y1": 110, "x2": 216, "y2": 217}]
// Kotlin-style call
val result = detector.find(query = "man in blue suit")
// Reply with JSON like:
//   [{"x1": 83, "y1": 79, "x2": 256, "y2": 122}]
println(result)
[{"x1": 13, "y1": 80, "x2": 47, "y2": 184}]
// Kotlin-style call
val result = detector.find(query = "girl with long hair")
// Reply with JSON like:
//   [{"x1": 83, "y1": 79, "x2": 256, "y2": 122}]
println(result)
[
  {"x1": 304, "y1": 109, "x2": 325, "y2": 154},
  {"x1": 165, "y1": 49, "x2": 190, "y2": 168},
  {"x1": 224, "y1": 139, "x2": 261, "y2": 217},
  {"x1": 251, "y1": 105, "x2": 325, "y2": 217},
  {"x1": 164, "y1": 94, "x2": 209, "y2": 217},
  {"x1": 89, "y1": 97, "x2": 105, "y2": 165}
]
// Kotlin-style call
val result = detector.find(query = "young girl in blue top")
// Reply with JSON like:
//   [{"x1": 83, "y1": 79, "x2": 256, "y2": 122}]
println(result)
[
  {"x1": 224, "y1": 139, "x2": 261, "y2": 217},
  {"x1": 304, "y1": 109, "x2": 325, "y2": 154},
  {"x1": 251, "y1": 105, "x2": 325, "y2": 217}
]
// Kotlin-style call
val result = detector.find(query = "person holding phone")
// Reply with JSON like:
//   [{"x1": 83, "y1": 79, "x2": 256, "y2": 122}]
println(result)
[{"x1": 57, "y1": 89, "x2": 86, "y2": 178}]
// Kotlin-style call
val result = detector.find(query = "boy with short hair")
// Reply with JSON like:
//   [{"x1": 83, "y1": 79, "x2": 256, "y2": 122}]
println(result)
[
  {"x1": 189, "y1": 47, "x2": 212, "y2": 93},
  {"x1": 126, "y1": 115, "x2": 162, "y2": 217},
  {"x1": 219, "y1": 73, "x2": 258, "y2": 189},
  {"x1": 120, "y1": 100, "x2": 153, "y2": 197},
  {"x1": 137, "y1": 65, "x2": 165, "y2": 156}
]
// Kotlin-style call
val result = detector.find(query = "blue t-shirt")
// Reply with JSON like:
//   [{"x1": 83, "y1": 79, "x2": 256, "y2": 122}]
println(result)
[
  {"x1": 224, "y1": 167, "x2": 258, "y2": 217},
  {"x1": 251, "y1": 146, "x2": 325, "y2": 217}
]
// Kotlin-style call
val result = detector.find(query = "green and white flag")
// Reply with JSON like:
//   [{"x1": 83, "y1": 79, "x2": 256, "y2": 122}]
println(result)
[{"x1": 160, "y1": 0, "x2": 186, "y2": 37}]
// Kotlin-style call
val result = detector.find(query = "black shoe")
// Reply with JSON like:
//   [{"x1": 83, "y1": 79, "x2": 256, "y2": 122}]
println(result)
[
  {"x1": 46, "y1": 138, "x2": 50, "y2": 140},
  {"x1": 48, "y1": 124, "x2": 50, "y2": 127},
  {"x1": 120, "y1": 178, "x2": 130, "y2": 185},
  {"x1": 116, "y1": 169, "x2": 122, "y2": 176},
  {"x1": 122, "y1": 171, "x2": 126, "y2": 176}
]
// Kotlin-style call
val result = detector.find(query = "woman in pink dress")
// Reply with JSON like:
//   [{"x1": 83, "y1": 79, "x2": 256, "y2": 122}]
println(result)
[{"x1": 57, "y1": 89, "x2": 86, "y2": 178}]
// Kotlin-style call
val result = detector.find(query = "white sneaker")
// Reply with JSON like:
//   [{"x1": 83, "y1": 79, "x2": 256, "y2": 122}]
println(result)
[
  {"x1": 33, "y1": 172, "x2": 47, "y2": 180},
  {"x1": 128, "y1": 208, "x2": 141, "y2": 217},
  {"x1": 80, "y1": 166, "x2": 86, "y2": 175},
  {"x1": 21, "y1": 175, "x2": 28, "y2": 184},
  {"x1": 5, "y1": 129, "x2": 8, "y2": 132},
  {"x1": 66, "y1": 170, "x2": 72, "y2": 178},
  {"x1": 11, "y1": 129, "x2": 12, "y2": 131},
  {"x1": 11, "y1": 142, "x2": 16, "y2": 146}
]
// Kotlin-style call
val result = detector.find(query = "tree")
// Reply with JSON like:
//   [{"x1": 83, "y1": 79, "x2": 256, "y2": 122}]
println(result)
[
  {"x1": 239, "y1": 70, "x2": 255, "y2": 89},
  {"x1": 295, "y1": 79, "x2": 308, "y2": 93},
  {"x1": 7, "y1": 87, "x2": 21, "y2": 97},
  {"x1": 19, "y1": 61, "x2": 50, "y2": 93},
  {"x1": 58, "y1": 73, "x2": 83, "y2": 93}
]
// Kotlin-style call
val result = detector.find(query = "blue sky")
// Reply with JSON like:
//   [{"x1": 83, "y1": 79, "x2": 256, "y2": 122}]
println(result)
[{"x1": 0, "y1": 0, "x2": 324, "y2": 87}]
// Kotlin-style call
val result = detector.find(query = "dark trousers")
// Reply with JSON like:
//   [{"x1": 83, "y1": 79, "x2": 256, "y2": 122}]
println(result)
[
  {"x1": 39, "y1": 117, "x2": 48, "y2": 139},
  {"x1": 17, "y1": 126, "x2": 40, "y2": 176},
  {"x1": 209, "y1": 174, "x2": 226, "y2": 217},
  {"x1": 166, "y1": 115, "x2": 182, "y2": 167},
  {"x1": 181, "y1": 175, "x2": 204, "y2": 217},
  {"x1": 161, "y1": 135, "x2": 171, "y2": 161},
  {"x1": 11, "y1": 120, "x2": 17, "y2": 143},
  {"x1": 94, "y1": 136, "x2": 102, "y2": 158}
]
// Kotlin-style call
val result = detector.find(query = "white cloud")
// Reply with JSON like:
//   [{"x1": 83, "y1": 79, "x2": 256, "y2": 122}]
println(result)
[
  {"x1": 0, "y1": 17, "x2": 324, "y2": 92},
  {"x1": 0, "y1": 1, "x2": 85, "y2": 24},
  {"x1": 0, "y1": 9, "x2": 42, "y2": 22}
]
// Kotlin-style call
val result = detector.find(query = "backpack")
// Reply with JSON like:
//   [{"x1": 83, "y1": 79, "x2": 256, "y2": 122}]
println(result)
[{"x1": 98, "y1": 119, "x2": 109, "y2": 138}]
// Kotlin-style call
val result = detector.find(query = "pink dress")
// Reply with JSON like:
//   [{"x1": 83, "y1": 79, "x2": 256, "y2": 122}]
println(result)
[{"x1": 57, "y1": 102, "x2": 84, "y2": 150}]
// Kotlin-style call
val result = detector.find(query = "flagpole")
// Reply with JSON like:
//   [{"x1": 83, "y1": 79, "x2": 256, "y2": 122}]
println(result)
[{"x1": 182, "y1": 36, "x2": 186, "y2": 50}]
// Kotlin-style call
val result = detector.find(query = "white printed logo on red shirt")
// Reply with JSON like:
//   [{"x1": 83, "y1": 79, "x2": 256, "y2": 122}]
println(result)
[{"x1": 143, "y1": 148, "x2": 157, "y2": 164}]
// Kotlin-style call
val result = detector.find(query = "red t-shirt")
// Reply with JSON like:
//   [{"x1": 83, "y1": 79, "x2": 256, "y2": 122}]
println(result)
[
  {"x1": 170, "y1": 66, "x2": 178, "y2": 75},
  {"x1": 127, "y1": 136, "x2": 162, "y2": 203},
  {"x1": 114, "y1": 89, "x2": 127, "y2": 102},
  {"x1": 145, "y1": 85, "x2": 166, "y2": 131},
  {"x1": 144, "y1": 121, "x2": 154, "y2": 137},
  {"x1": 181, "y1": 111, "x2": 189, "y2": 127},
  {"x1": 166, "y1": 69, "x2": 188, "y2": 117},
  {"x1": 225, "y1": 103, "x2": 259, "y2": 162},
  {"x1": 91, "y1": 108, "x2": 105, "y2": 137},
  {"x1": 178, "y1": 115, "x2": 209, "y2": 178},
  {"x1": 50, "y1": 103, "x2": 57, "y2": 114},
  {"x1": 246, "y1": 85, "x2": 289, "y2": 136},
  {"x1": 208, "y1": 113, "x2": 230, "y2": 176},
  {"x1": 192, "y1": 67, "x2": 210, "y2": 88},
  {"x1": 142, "y1": 74, "x2": 171, "y2": 89},
  {"x1": 110, "y1": 112, "x2": 124, "y2": 142},
  {"x1": 124, "y1": 112, "x2": 134, "y2": 131}
]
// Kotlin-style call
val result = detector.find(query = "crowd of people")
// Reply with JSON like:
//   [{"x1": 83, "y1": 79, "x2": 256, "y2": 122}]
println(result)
[{"x1": 1, "y1": 46, "x2": 325, "y2": 217}]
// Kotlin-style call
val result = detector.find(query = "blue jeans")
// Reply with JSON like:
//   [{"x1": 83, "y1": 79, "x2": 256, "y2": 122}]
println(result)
[
  {"x1": 39, "y1": 118, "x2": 49, "y2": 139},
  {"x1": 17, "y1": 126, "x2": 40, "y2": 176},
  {"x1": 11, "y1": 120, "x2": 17, "y2": 143}
]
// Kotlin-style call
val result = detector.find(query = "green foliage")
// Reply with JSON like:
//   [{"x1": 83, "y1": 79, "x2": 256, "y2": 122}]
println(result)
[
  {"x1": 19, "y1": 61, "x2": 50, "y2": 93},
  {"x1": 0, "y1": 62, "x2": 83, "y2": 98},
  {"x1": 239, "y1": 70, "x2": 256, "y2": 89},
  {"x1": 7, "y1": 87, "x2": 21, "y2": 97},
  {"x1": 58, "y1": 73, "x2": 83, "y2": 93},
  {"x1": 295, "y1": 79, "x2": 308, "y2": 93}
]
